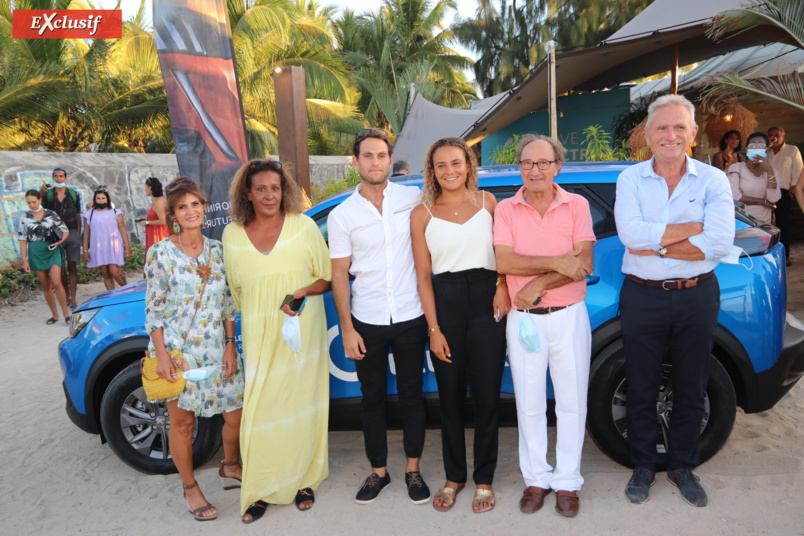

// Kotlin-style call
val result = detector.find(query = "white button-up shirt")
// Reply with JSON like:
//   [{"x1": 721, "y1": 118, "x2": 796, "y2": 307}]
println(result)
[
  {"x1": 328, "y1": 181, "x2": 423, "y2": 325},
  {"x1": 614, "y1": 157, "x2": 735, "y2": 280},
  {"x1": 765, "y1": 143, "x2": 803, "y2": 190}
]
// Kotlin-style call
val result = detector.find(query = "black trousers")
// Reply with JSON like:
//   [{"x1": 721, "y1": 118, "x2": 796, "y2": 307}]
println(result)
[
  {"x1": 352, "y1": 314, "x2": 428, "y2": 469},
  {"x1": 432, "y1": 269, "x2": 507, "y2": 485},
  {"x1": 776, "y1": 189, "x2": 791, "y2": 261},
  {"x1": 619, "y1": 275, "x2": 720, "y2": 469}
]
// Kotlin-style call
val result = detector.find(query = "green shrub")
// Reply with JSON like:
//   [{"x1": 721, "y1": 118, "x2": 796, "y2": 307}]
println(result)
[
  {"x1": 489, "y1": 134, "x2": 522, "y2": 165},
  {"x1": 582, "y1": 125, "x2": 630, "y2": 161},
  {"x1": 311, "y1": 167, "x2": 361, "y2": 204},
  {"x1": 0, "y1": 262, "x2": 38, "y2": 298}
]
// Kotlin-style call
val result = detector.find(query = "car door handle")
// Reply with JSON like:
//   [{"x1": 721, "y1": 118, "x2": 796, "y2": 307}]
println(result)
[{"x1": 586, "y1": 275, "x2": 600, "y2": 285}]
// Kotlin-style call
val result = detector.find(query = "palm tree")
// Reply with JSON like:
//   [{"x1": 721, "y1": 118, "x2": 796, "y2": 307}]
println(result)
[
  {"x1": 454, "y1": 0, "x2": 651, "y2": 98},
  {"x1": 704, "y1": 0, "x2": 804, "y2": 113},
  {"x1": 335, "y1": 0, "x2": 476, "y2": 135}
]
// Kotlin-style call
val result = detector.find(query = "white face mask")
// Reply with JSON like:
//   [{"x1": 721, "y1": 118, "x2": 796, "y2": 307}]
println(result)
[
  {"x1": 281, "y1": 315, "x2": 304, "y2": 364},
  {"x1": 718, "y1": 245, "x2": 753, "y2": 270}
]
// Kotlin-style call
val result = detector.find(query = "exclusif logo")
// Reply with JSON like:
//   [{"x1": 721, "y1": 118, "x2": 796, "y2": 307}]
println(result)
[{"x1": 12, "y1": 10, "x2": 122, "y2": 39}]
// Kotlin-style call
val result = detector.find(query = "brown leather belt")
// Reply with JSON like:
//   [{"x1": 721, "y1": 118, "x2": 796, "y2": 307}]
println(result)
[
  {"x1": 518, "y1": 305, "x2": 569, "y2": 315},
  {"x1": 626, "y1": 270, "x2": 714, "y2": 290}
]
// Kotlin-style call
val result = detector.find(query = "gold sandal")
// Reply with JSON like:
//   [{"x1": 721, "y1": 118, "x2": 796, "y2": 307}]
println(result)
[
  {"x1": 472, "y1": 488, "x2": 495, "y2": 513},
  {"x1": 432, "y1": 483, "x2": 465, "y2": 512}
]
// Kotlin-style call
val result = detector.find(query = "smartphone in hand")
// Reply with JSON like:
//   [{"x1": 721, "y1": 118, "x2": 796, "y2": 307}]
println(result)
[{"x1": 280, "y1": 294, "x2": 307, "y2": 313}]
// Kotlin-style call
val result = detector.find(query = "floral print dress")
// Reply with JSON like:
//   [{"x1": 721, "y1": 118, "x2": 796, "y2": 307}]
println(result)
[{"x1": 144, "y1": 237, "x2": 244, "y2": 416}]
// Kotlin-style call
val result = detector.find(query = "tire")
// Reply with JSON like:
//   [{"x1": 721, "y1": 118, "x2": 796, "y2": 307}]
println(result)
[
  {"x1": 587, "y1": 340, "x2": 736, "y2": 471},
  {"x1": 99, "y1": 362, "x2": 222, "y2": 475}
]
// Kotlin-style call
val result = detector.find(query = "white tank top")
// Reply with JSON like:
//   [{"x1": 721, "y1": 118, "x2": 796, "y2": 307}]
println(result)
[{"x1": 424, "y1": 194, "x2": 497, "y2": 275}]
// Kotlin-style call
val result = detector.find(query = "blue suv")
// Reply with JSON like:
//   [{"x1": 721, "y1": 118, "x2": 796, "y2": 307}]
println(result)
[{"x1": 59, "y1": 162, "x2": 804, "y2": 474}]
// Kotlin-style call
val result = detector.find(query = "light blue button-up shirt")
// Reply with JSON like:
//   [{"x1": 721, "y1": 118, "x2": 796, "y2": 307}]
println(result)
[{"x1": 614, "y1": 156, "x2": 735, "y2": 280}]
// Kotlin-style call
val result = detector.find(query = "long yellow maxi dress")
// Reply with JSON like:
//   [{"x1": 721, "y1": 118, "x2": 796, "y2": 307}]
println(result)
[{"x1": 222, "y1": 213, "x2": 332, "y2": 514}]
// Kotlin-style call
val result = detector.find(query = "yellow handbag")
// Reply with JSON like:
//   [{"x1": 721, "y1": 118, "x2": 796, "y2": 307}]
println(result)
[
  {"x1": 141, "y1": 270, "x2": 208, "y2": 401},
  {"x1": 140, "y1": 351, "x2": 185, "y2": 401}
]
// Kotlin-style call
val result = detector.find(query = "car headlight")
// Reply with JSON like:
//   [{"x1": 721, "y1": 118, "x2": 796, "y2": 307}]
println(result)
[{"x1": 69, "y1": 308, "x2": 99, "y2": 338}]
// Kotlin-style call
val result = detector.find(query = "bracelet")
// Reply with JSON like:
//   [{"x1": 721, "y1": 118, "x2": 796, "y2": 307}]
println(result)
[
  {"x1": 496, "y1": 275, "x2": 506, "y2": 286},
  {"x1": 427, "y1": 325, "x2": 440, "y2": 333},
  {"x1": 225, "y1": 337, "x2": 236, "y2": 344}
]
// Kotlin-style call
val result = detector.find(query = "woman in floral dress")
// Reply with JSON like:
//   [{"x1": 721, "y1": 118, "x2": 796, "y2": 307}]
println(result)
[{"x1": 144, "y1": 177, "x2": 244, "y2": 522}]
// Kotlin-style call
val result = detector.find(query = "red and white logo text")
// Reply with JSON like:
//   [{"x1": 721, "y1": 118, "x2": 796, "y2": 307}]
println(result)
[{"x1": 13, "y1": 10, "x2": 122, "y2": 39}]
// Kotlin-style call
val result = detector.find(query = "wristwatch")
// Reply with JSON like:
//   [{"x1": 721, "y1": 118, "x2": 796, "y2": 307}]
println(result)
[{"x1": 657, "y1": 247, "x2": 667, "y2": 259}]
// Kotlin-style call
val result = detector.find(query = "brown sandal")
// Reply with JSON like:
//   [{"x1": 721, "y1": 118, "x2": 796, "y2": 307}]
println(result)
[
  {"x1": 183, "y1": 481, "x2": 218, "y2": 521},
  {"x1": 219, "y1": 460, "x2": 241, "y2": 490}
]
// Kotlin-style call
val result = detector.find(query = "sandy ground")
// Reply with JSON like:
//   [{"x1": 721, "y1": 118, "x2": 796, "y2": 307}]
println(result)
[{"x1": 1, "y1": 256, "x2": 804, "y2": 536}]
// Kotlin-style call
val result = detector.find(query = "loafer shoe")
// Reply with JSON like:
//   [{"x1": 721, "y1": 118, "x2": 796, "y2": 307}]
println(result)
[
  {"x1": 555, "y1": 490, "x2": 579, "y2": 517},
  {"x1": 404, "y1": 471, "x2": 431, "y2": 504},
  {"x1": 520, "y1": 486, "x2": 551, "y2": 514},
  {"x1": 667, "y1": 467, "x2": 708, "y2": 507},
  {"x1": 356, "y1": 472, "x2": 391, "y2": 504},
  {"x1": 625, "y1": 466, "x2": 656, "y2": 504}
]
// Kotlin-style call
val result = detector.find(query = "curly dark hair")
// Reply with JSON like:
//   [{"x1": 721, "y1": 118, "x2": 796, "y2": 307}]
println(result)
[
  {"x1": 719, "y1": 130, "x2": 742, "y2": 152},
  {"x1": 228, "y1": 159, "x2": 305, "y2": 226},
  {"x1": 423, "y1": 137, "x2": 478, "y2": 209}
]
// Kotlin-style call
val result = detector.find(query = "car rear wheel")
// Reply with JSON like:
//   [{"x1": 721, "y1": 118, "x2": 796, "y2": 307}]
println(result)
[
  {"x1": 587, "y1": 340, "x2": 736, "y2": 470},
  {"x1": 99, "y1": 362, "x2": 222, "y2": 475}
]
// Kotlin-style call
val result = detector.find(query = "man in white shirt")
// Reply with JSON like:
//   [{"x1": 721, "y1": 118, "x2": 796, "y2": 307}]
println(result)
[
  {"x1": 766, "y1": 126, "x2": 803, "y2": 266},
  {"x1": 328, "y1": 128, "x2": 430, "y2": 506},
  {"x1": 614, "y1": 95, "x2": 734, "y2": 508}
]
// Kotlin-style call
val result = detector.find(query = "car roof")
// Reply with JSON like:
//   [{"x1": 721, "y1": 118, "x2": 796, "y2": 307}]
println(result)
[{"x1": 309, "y1": 161, "x2": 636, "y2": 214}]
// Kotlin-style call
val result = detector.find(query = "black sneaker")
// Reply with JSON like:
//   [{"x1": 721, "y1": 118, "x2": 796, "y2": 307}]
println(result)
[
  {"x1": 404, "y1": 471, "x2": 431, "y2": 504},
  {"x1": 667, "y1": 467, "x2": 708, "y2": 507},
  {"x1": 355, "y1": 472, "x2": 391, "y2": 504},
  {"x1": 624, "y1": 466, "x2": 656, "y2": 504}
]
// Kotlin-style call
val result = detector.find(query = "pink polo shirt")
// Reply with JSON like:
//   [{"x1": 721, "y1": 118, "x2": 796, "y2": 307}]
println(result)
[{"x1": 493, "y1": 184, "x2": 596, "y2": 308}]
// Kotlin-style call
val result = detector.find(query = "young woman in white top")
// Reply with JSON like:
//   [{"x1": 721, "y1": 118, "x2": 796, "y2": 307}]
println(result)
[{"x1": 411, "y1": 137, "x2": 511, "y2": 514}]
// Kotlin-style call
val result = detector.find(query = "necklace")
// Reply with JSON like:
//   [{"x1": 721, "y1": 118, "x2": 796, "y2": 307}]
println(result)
[{"x1": 178, "y1": 233, "x2": 211, "y2": 281}]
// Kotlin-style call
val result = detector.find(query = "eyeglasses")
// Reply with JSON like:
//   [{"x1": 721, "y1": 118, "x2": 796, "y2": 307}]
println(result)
[
  {"x1": 166, "y1": 178, "x2": 195, "y2": 191},
  {"x1": 746, "y1": 142, "x2": 767, "y2": 149},
  {"x1": 53, "y1": 167, "x2": 65, "y2": 172},
  {"x1": 520, "y1": 159, "x2": 557, "y2": 171},
  {"x1": 356, "y1": 128, "x2": 389, "y2": 137},
  {"x1": 248, "y1": 160, "x2": 282, "y2": 173}
]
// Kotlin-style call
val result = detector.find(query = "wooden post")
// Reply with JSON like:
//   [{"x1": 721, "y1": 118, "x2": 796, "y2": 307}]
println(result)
[
  {"x1": 545, "y1": 40, "x2": 558, "y2": 140},
  {"x1": 272, "y1": 66, "x2": 310, "y2": 195},
  {"x1": 670, "y1": 44, "x2": 679, "y2": 95}
]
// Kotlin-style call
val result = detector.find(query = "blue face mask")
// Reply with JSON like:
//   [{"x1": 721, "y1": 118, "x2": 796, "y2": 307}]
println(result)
[
  {"x1": 182, "y1": 365, "x2": 219, "y2": 381},
  {"x1": 518, "y1": 314, "x2": 541, "y2": 353},
  {"x1": 746, "y1": 149, "x2": 766, "y2": 160},
  {"x1": 282, "y1": 315, "x2": 304, "y2": 364}
]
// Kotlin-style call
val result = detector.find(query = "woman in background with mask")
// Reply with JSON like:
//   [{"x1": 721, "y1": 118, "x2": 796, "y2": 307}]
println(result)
[
  {"x1": 82, "y1": 187, "x2": 132, "y2": 290},
  {"x1": 145, "y1": 177, "x2": 244, "y2": 522},
  {"x1": 726, "y1": 132, "x2": 780, "y2": 224},
  {"x1": 223, "y1": 159, "x2": 331, "y2": 523}
]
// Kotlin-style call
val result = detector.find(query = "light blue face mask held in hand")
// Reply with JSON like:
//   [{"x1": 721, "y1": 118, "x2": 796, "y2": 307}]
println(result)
[
  {"x1": 180, "y1": 365, "x2": 220, "y2": 381},
  {"x1": 518, "y1": 314, "x2": 541, "y2": 353},
  {"x1": 282, "y1": 315, "x2": 304, "y2": 364}
]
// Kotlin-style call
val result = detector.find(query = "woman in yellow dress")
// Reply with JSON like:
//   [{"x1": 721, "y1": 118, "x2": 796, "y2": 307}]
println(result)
[{"x1": 223, "y1": 159, "x2": 332, "y2": 523}]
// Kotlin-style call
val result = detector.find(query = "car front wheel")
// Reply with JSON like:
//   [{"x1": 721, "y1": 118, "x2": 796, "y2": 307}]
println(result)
[
  {"x1": 587, "y1": 340, "x2": 737, "y2": 470},
  {"x1": 99, "y1": 361, "x2": 222, "y2": 475}
]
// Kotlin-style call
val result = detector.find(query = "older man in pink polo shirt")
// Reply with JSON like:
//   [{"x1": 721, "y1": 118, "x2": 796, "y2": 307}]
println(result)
[{"x1": 494, "y1": 134, "x2": 596, "y2": 518}]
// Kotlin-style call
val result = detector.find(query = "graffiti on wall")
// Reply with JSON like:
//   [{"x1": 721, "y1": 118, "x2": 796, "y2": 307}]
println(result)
[{"x1": 0, "y1": 169, "x2": 86, "y2": 266}]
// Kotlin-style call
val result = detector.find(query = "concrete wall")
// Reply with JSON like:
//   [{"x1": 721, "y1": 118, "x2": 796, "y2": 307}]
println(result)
[{"x1": 0, "y1": 151, "x2": 351, "y2": 267}]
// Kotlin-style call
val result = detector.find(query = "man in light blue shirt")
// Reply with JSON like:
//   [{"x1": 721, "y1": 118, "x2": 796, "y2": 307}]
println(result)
[{"x1": 614, "y1": 95, "x2": 734, "y2": 508}]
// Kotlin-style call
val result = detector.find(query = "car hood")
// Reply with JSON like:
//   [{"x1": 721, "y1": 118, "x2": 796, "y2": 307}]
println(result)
[{"x1": 75, "y1": 280, "x2": 146, "y2": 311}]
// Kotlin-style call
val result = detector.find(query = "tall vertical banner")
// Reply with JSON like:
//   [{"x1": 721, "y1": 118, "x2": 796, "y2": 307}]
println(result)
[{"x1": 153, "y1": 0, "x2": 248, "y2": 239}]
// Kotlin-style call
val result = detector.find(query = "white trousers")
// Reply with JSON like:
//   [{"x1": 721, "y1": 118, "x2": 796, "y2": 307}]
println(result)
[{"x1": 506, "y1": 303, "x2": 591, "y2": 491}]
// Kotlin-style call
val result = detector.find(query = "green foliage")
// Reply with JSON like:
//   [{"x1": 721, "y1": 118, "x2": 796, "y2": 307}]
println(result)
[
  {"x1": 582, "y1": 125, "x2": 630, "y2": 161},
  {"x1": 310, "y1": 167, "x2": 361, "y2": 204},
  {"x1": 453, "y1": 0, "x2": 651, "y2": 97},
  {"x1": 489, "y1": 134, "x2": 521, "y2": 165},
  {"x1": 0, "y1": 266, "x2": 38, "y2": 299}
]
